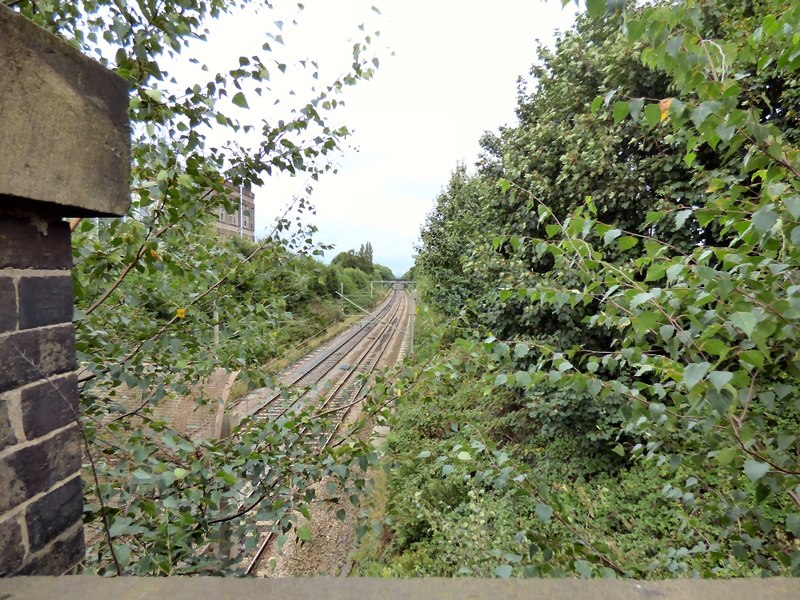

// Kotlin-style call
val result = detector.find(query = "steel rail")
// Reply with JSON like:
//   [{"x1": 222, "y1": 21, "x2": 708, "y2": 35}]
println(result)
[
  {"x1": 243, "y1": 289, "x2": 409, "y2": 576},
  {"x1": 247, "y1": 291, "x2": 398, "y2": 417}
]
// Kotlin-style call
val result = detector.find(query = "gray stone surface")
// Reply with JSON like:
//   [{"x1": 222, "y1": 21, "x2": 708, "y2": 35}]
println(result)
[
  {"x1": 17, "y1": 275, "x2": 74, "y2": 330},
  {"x1": 0, "y1": 325, "x2": 76, "y2": 393},
  {"x1": 0, "y1": 577, "x2": 798, "y2": 599},
  {"x1": 20, "y1": 373, "x2": 78, "y2": 440},
  {"x1": 0, "y1": 5, "x2": 130, "y2": 217},
  {"x1": 0, "y1": 427, "x2": 81, "y2": 513},
  {"x1": 0, "y1": 215, "x2": 72, "y2": 270}
]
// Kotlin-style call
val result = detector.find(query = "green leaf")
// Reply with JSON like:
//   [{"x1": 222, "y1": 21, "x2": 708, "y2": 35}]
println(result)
[
  {"x1": 417, "y1": 450, "x2": 431, "y2": 459},
  {"x1": 515, "y1": 370, "x2": 532, "y2": 387},
  {"x1": 787, "y1": 514, "x2": 800, "y2": 537},
  {"x1": 683, "y1": 362, "x2": 710, "y2": 390},
  {"x1": 628, "y1": 97, "x2": 644, "y2": 121},
  {"x1": 731, "y1": 312, "x2": 757, "y2": 337},
  {"x1": 708, "y1": 371, "x2": 733, "y2": 392},
  {"x1": 545, "y1": 224, "x2": 562, "y2": 238},
  {"x1": 618, "y1": 236, "x2": 638, "y2": 251},
  {"x1": 691, "y1": 101, "x2": 719, "y2": 128},
  {"x1": 457, "y1": 451, "x2": 471, "y2": 462},
  {"x1": 575, "y1": 560, "x2": 592, "y2": 578},
  {"x1": 232, "y1": 91, "x2": 249, "y2": 109},
  {"x1": 613, "y1": 100, "x2": 630, "y2": 123},
  {"x1": 785, "y1": 195, "x2": 800, "y2": 219},
  {"x1": 743, "y1": 460, "x2": 770, "y2": 482},
  {"x1": 586, "y1": 0, "x2": 607, "y2": 18},
  {"x1": 535, "y1": 503, "x2": 553, "y2": 523},
  {"x1": 514, "y1": 343, "x2": 530, "y2": 358},
  {"x1": 716, "y1": 447, "x2": 739, "y2": 465},
  {"x1": 115, "y1": 543, "x2": 132, "y2": 568},
  {"x1": 297, "y1": 524, "x2": 312, "y2": 541},
  {"x1": 144, "y1": 88, "x2": 164, "y2": 103},
  {"x1": 752, "y1": 205, "x2": 778, "y2": 233},
  {"x1": 603, "y1": 228, "x2": 622, "y2": 246},
  {"x1": 133, "y1": 468, "x2": 151, "y2": 481},
  {"x1": 675, "y1": 209, "x2": 692, "y2": 228},
  {"x1": 495, "y1": 565, "x2": 513, "y2": 579},
  {"x1": 442, "y1": 464, "x2": 455, "y2": 476},
  {"x1": 643, "y1": 103, "x2": 662, "y2": 128}
]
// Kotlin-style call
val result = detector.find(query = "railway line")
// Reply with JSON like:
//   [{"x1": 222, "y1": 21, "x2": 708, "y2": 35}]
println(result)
[{"x1": 228, "y1": 286, "x2": 411, "y2": 574}]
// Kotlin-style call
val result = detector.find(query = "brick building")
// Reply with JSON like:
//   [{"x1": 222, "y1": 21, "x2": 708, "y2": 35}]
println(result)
[{"x1": 215, "y1": 184, "x2": 255, "y2": 241}]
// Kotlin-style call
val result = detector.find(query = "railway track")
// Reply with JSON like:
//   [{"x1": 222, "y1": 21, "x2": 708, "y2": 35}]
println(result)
[
  {"x1": 234, "y1": 287, "x2": 410, "y2": 574},
  {"x1": 236, "y1": 289, "x2": 404, "y2": 424}
]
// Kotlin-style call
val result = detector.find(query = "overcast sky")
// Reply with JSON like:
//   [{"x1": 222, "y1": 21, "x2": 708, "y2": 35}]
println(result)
[{"x1": 198, "y1": 1, "x2": 577, "y2": 276}]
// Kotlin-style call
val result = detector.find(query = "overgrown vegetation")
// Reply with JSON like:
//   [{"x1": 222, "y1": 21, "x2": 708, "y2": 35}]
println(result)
[
  {"x1": 10, "y1": 0, "x2": 392, "y2": 575},
  {"x1": 359, "y1": 0, "x2": 800, "y2": 578}
]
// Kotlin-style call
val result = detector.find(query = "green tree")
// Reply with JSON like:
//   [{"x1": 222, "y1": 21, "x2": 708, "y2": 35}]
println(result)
[
  {"x1": 7, "y1": 0, "x2": 383, "y2": 574},
  {"x1": 332, "y1": 243, "x2": 374, "y2": 274},
  {"x1": 402, "y1": 0, "x2": 800, "y2": 577}
]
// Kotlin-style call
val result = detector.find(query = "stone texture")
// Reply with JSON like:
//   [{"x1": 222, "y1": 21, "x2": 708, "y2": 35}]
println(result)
[
  {"x1": 25, "y1": 477, "x2": 82, "y2": 552},
  {"x1": 0, "y1": 275, "x2": 17, "y2": 332},
  {"x1": 0, "y1": 215, "x2": 72, "y2": 270},
  {"x1": 0, "y1": 325, "x2": 76, "y2": 393},
  {"x1": 1, "y1": 577, "x2": 800, "y2": 600},
  {"x1": 0, "y1": 397, "x2": 18, "y2": 452},
  {"x1": 0, "y1": 426, "x2": 81, "y2": 513},
  {"x1": 17, "y1": 524, "x2": 84, "y2": 576},
  {"x1": 0, "y1": 516, "x2": 25, "y2": 576},
  {"x1": 18, "y1": 275, "x2": 74, "y2": 330},
  {"x1": 20, "y1": 373, "x2": 78, "y2": 440},
  {"x1": 0, "y1": 5, "x2": 130, "y2": 217}
]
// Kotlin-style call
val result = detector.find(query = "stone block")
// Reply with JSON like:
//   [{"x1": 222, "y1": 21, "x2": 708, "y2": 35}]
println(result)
[
  {"x1": 0, "y1": 275, "x2": 17, "y2": 332},
  {"x1": 0, "y1": 516, "x2": 25, "y2": 576},
  {"x1": 18, "y1": 524, "x2": 84, "y2": 576},
  {"x1": 25, "y1": 477, "x2": 83, "y2": 552},
  {"x1": 18, "y1": 275, "x2": 74, "y2": 330},
  {"x1": 0, "y1": 5, "x2": 130, "y2": 217},
  {"x1": 0, "y1": 325, "x2": 76, "y2": 392},
  {"x1": 21, "y1": 373, "x2": 78, "y2": 440},
  {"x1": 0, "y1": 215, "x2": 72, "y2": 270},
  {"x1": 0, "y1": 396, "x2": 18, "y2": 451},
  {"x1": 0, "y1": 426, "x2": 81, "y2": 513}
]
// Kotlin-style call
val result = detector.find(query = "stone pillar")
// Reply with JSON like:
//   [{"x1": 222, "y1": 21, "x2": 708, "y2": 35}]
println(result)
[{"x1": 0, "y1": 5, "x2": 130, "y2": 575}]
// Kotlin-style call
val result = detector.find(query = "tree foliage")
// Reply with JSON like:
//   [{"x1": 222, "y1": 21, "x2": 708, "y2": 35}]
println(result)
[
  {"x1": 8, "y1": 0, "x2": 387, "y2": 574},
  {"x1": 381, "y1": 0, "x2": 800, "y2": 578}
]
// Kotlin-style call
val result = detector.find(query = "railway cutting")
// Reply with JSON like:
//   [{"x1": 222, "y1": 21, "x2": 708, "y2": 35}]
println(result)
[{"x1": 227, "y1": 287, "x2": 411, "y2": 575}]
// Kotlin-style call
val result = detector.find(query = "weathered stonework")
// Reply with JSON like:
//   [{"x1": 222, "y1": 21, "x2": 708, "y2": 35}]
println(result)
[
  {"x1": 0, "y1": 213, "x2": 84, "y2": 575},
  {"x1": 0, "y1": 3, "x2": 130, "y2": 576},
  {"x1": 0, "y1": 5, "x2": 130, "y2": 216}
]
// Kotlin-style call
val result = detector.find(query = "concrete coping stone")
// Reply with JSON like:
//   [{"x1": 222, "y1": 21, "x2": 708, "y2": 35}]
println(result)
[
  {"x1": 0, "y1": 5, "x2": 130, "y2": 217},
  {"x1": 1, "y1": 576, "x2": 799, "y2": 600}
]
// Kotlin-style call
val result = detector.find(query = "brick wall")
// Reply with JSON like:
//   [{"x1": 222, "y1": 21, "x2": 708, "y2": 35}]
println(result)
[
  {"x1": 0, "y1": 209, "x2": 84, "y2": 575},
  {"x1": 113, "y1": 368, "x2": 238, "y2": 438}
]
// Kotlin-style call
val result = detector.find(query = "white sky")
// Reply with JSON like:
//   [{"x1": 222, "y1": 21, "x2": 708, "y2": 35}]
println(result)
[{"x1": 195, "y1": 1, "x2": 577, "y2": 276}]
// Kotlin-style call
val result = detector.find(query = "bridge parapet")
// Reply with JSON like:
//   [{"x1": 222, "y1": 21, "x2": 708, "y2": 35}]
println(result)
[{"x1": 3, "y1": 575, "x2": 799, "y2": 599}]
